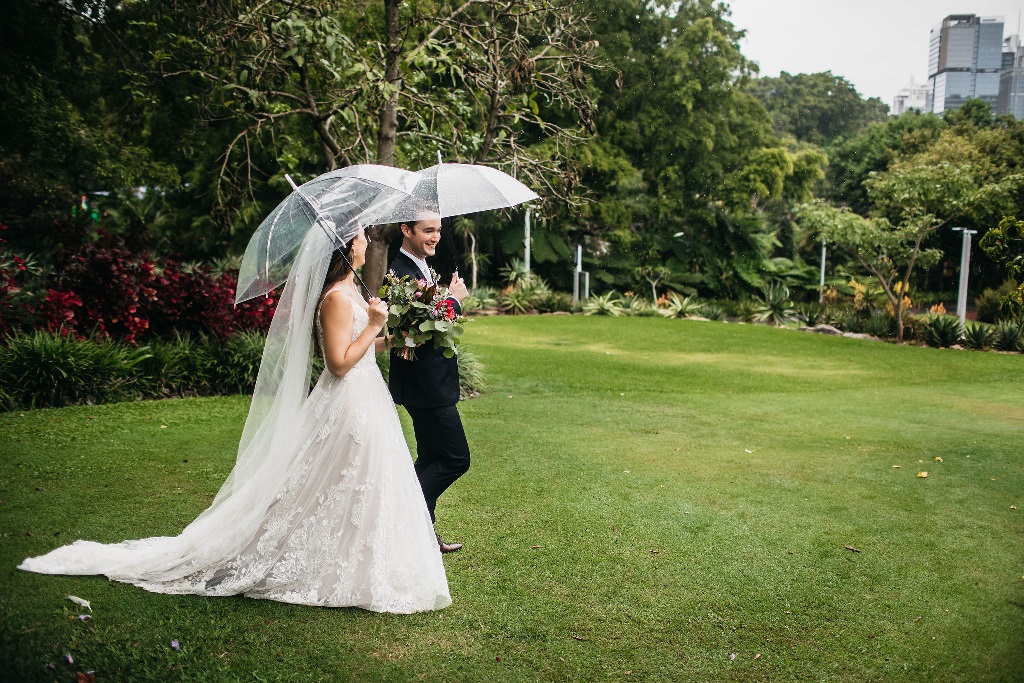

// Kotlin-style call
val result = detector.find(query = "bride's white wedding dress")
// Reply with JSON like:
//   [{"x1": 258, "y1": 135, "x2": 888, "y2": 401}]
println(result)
[{"x1": 19, "y1": 287, "x2": 451, "y2": 614}]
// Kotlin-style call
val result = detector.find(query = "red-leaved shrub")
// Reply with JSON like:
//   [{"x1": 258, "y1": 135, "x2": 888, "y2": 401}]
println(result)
[
  {"x1": 1, "y1": 222, "x2": 278, "y2": 344},
  {"x1": 54, "y1": 230, "x2": 157, "y2": 344},
  {"x1": 35, "y1": 289, "x2": 83, "y2": 334}
]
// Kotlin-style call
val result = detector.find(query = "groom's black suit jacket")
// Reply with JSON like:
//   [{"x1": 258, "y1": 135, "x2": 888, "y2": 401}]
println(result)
[{"x1": 388, "y1": 251, "x2": 462, "y2": 408}]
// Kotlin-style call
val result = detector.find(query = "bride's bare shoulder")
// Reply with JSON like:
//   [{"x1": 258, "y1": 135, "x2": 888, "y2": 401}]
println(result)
[{"x1": 320, "y1": 288, "x2": 353, "y2": 322}]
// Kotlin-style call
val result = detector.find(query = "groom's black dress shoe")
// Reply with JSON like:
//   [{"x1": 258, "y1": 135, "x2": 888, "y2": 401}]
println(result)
[{"x1": 436, "y1": 533, "x2": 463, "y2": 553}]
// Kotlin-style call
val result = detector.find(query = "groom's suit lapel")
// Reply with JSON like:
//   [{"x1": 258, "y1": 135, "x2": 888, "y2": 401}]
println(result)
[{"x1": 394, "y1": 251, "x2": 433, "y2": 283}]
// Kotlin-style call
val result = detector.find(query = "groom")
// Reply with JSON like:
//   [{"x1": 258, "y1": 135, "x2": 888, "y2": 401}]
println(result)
[{"x1": 388, "y1": 216, "x2": 470, "y2": 554}]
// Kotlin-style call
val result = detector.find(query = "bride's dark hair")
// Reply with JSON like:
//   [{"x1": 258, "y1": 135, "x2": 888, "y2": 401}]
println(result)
[
  {"x1": 314, "y1": 236, "x2": 359, "y2": 355},
  {"x1": 320, "y1": 236, "x2": 359, "y2": 299}
]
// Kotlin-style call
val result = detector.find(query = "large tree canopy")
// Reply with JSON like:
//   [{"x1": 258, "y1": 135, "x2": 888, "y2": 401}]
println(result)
[{"x1": 748, "y1": 71, "x2": 889, "y2": 147}]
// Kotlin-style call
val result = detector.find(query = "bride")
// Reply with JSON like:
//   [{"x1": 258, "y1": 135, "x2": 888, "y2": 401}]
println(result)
[{"x1": 19, "y1": 223, "x2": 451, "y2": 614}]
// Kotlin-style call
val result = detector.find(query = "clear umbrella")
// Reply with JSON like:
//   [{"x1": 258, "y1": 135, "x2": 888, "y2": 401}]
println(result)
[
  {"x1": 235, "y1": 165, "x2": 419, "y2": 304},
  {"x1": 359, "y1": 161, "x2": 540, "y2": 225}
]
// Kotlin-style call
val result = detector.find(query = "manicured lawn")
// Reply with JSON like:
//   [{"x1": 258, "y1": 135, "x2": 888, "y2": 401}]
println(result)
[{"x1": 1, "y1": 316, "x2": 1022, "y2": 682}]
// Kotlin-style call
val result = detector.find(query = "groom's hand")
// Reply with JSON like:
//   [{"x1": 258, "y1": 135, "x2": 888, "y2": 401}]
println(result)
[{"x1": 448, "y1": 273, "x2": 468, "y2": 302}]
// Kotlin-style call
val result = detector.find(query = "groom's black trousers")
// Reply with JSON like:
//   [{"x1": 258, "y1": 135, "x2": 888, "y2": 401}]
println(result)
[{"x1": 404, "y1": 405, "x2": 470, "y2": 523}]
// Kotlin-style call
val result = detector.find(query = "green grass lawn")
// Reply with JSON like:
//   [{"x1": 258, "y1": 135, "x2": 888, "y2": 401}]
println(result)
[{"x1": 2, "y1": 316, "x2": 1022, "y2": 682}]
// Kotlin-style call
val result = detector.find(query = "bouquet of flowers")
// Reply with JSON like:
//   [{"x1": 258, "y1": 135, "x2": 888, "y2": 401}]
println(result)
[{"x1": 380, "y1": 272, "x2": 470, "y2": 360}]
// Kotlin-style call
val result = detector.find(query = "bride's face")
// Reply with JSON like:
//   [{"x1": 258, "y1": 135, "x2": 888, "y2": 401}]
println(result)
[{"x1": 350, "y1": 229, "x2": 369, "y2": 269}]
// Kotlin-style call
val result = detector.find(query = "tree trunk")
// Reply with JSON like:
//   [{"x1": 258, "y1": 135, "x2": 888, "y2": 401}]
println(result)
[
  {"x1": 375, "y1": 0, "x2": 401, "y2": 167},
  {"x1": 363, "y1": 0, "x2": 403, "y2": 295}
]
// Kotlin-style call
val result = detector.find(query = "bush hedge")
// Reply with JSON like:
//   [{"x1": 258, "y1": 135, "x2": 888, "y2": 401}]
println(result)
[{"x1": 0, "y1": 330, "x2": 486, "y2": 412}]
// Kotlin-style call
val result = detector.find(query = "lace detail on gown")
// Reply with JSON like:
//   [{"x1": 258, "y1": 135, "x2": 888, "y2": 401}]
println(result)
[{"x1": 19, "y1": 287, "x2": 450, "y2": 614}]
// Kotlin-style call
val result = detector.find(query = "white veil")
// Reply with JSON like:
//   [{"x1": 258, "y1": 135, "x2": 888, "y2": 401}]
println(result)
[{"x1": 18, "y1": 226, "x2": 339, "y2": 581}]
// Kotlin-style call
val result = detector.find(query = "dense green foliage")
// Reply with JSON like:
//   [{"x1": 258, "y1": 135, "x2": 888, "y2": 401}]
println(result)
[
  {"x1": 2, "y1": 1, "x2": 1023, "y2": 312},
  {"x1": 747, "y1": 71, "x2": 888, "y2": 146},
  {"x1": 2, "y1": 317, "x2": 1022, "y2": 680}
]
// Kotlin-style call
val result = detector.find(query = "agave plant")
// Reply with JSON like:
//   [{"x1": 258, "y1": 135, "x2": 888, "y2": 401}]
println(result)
[
  {"x1": 461, "y1": 286, "x2": 499, "y2": 313},
  {"x1": 797, "y1": 302, "x2": 825, "y2": 327},
  {"x1": 456, "y1": 346, "x2": 486, "y2": 399},
  {"x1": 498, "y1": 286, "x2": 536, "y2": 315},
  {"x1": 962, "y1": 322, "x2": 996, "y2": 350},
  {"x1": 993, "y1": 320, "x2": 1024, "y2": 352},
  {"x1": 498, "y1": 258, "x2": 530, "y2": 287},
  {"x1": 619, "y1": 293, "x2": 655, "y2": 317},
  {"x1": 697, "y1": 302, "x2": 725, "y2": 321},
  {"x1": 734, "y1": 299, "x2": 757, "y2": 323},
  {"x1": 922, "y1": 315, "x2": 963, "y2": 348},
  {"x1": 662, "y1": 293, "x2": 702, "y2": 319},
  {"x1": 752, "y1": 282, "x2": 797, "y2": 326},
  {"x1": 582, "y1": 292, "x2": 625, "y2": 316}
]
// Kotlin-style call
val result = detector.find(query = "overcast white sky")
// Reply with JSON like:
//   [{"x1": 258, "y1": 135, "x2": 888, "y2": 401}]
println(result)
[{"x1": 723, "y1": 1, "x2": 1024, "y2": 105}]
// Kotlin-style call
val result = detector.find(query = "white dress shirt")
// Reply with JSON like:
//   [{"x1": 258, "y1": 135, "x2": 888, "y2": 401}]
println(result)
[{"x1": 399, "y1": 247, "x2": 433, "y2": 284}]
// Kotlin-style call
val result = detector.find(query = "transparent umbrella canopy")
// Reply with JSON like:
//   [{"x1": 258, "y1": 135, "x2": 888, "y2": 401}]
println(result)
[
  {"x1": 235, "y1": 165, "x2": 419, "y2": 304},
  {"x1": 359, "y1": 162, "x2": 540, "y2": 224}
]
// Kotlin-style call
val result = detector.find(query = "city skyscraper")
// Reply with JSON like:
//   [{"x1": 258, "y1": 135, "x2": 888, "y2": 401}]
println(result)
[
  {"x1": 928, "y1": 14, "x2": 1004, "y2": 114},
  {"x1": 997, "y1": 34, "x2": 1024, "y2": 118}
]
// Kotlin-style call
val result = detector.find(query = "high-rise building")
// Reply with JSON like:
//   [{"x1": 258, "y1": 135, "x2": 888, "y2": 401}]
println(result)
[
  {"x1": 997, "y1": 34, "x2": 1024, "y2": 118},
  {"x1": 892, "y1": 78, "x2": 930, "y2": 115},
  {"x1": 928, "y1": 14, "x2": 1004, "y2": 114}
]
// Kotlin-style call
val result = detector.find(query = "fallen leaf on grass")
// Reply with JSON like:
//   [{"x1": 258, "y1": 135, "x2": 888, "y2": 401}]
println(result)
[
  {"x1": 530, "y1": 545, "x2": 542, "y2": 549},
  {"x1": 755, "y1": 653, "x2": 762, "y2": 660},
  {"x1": 934, "y1": 457, "x2": 943, "y2": 462},
  {"x1": 917, "y1": 472, "x2": 928, "y2": 478},
  {"x1": 86, "y1": 416, "x2": 95, "y2": 420},
  {"x1": 76, "y1": 673, "x2": 96, "y2": 683},
  {"x1": 570, "y1": 634, "x2": 587, "y2": 641},
  {"x1": 844, "y1": 545, "x2": 862, "y2": 553},
  {"x1": 67, "y1": 596, "x2": 91, "y2": 612}
]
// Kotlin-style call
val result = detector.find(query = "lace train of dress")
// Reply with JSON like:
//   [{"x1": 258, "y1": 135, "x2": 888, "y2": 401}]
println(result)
[{"x1": 19, "y1": 292, "x2": 451, "y2": 614}]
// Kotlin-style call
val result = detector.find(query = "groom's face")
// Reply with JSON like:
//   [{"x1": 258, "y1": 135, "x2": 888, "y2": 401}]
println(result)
[{"x1": 401, "y1": 219, "x2": 442, "y2": 260}]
